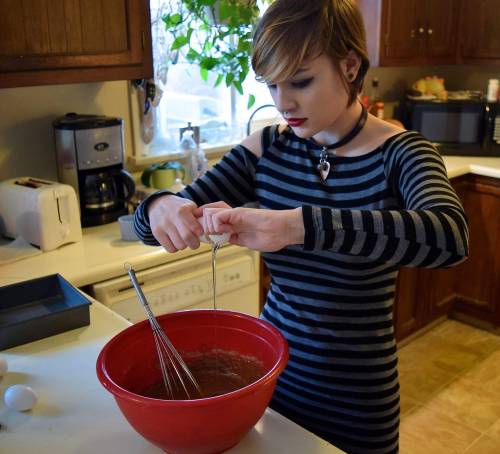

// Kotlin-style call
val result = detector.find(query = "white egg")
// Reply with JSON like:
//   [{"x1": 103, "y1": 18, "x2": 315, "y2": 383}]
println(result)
[
  {"x1": 4, "y1": 384, "x2": 38, "y2": 411},
  {"x1": 197, "y1": 218, "x2": 230, "y2": 246},
  {"x1": 206, "y1": 232, "x2": 231, "y2": 246},
  {"x1": 0, "y1": 357, "x2": 7, "y2": 376}
]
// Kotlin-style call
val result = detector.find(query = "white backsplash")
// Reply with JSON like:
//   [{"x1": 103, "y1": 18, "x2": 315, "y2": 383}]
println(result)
[{"x1": 0, "y1": 81, "x2": 133, "y2": 182}]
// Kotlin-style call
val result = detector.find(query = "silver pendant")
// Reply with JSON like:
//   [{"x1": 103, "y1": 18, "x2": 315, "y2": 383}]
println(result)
[
  {"x1": 318, "y1": 161, "x2": 330, "y2": 180},
  {"x1": 317, "y1": 147, "x2": 331, "y2": 181}
]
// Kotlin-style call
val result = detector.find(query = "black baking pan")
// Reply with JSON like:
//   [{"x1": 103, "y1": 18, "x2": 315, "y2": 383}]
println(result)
[{"x1": 0, "y1": 274, "x2": 92, "y2": 350}]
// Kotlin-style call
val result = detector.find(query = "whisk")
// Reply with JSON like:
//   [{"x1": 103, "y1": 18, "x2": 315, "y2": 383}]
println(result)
[{"x1": 124, "y1": 262, "x2": 202, "y2": 400}]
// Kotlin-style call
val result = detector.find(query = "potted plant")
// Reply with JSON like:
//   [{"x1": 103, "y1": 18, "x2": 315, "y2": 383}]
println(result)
[{"x1": 161, "y1": 0, "x2": 263, "y2": 108}]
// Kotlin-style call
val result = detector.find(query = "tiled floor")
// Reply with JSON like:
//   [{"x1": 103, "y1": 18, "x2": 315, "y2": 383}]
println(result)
[{"x1": 398, "y1": 319, "x2": 500, "y2": 453}]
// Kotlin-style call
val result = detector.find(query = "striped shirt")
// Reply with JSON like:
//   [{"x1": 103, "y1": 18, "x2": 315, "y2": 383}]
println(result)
[{"x1": 134, "y1": 128, "x2": 468, "y2": 453}]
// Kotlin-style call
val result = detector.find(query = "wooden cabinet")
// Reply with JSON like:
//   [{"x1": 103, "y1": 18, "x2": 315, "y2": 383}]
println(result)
[
  {"x1": 452, "y1": 175, "x2": 500, "y2": 325},
  {"x1": 394, "y1": 174, "x2": 500, "y2": 340},
  {"x1": 359, "y1": 0, "x2": 459, "y2": 66},
  {"x1": 358, "y1": 0, "x2": 500, "y2": 67},
  {"x1": 0, "y1": 0, "x2": 153, "y2": 88},
  {"x1": 459, "y1": 0, "x2": 500, "y2": 64},
  {"x1": 393, "y1": 266, "x2": 456, "y2": 341}
]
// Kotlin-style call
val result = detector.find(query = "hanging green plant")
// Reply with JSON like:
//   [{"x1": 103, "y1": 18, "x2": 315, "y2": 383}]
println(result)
[{"x1": 162, "y1": 0, "x2": 263, "y2": 109}]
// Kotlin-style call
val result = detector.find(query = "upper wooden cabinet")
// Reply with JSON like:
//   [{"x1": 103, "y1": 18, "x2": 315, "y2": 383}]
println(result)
[
  {"x1": 359, "y1": 0, "x2": 499, "y2": 66},
  {"x1": 0, "y1": 0, "x2": 153, "y2": 88},
  {"x1": 459, "y1": 0, "x2": 500, "y2": 64}
]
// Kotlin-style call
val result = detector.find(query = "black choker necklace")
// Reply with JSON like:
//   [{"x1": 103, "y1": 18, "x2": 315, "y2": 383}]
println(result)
[{"x1": 313, "y1": 105, "x2": 367, "y2": 181}]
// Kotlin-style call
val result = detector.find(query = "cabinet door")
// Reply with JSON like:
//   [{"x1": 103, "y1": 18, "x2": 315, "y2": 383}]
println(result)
[
  {"x1": 0, "y1": 0, "x2": 152, "y2": 88},
  {"x1": 394, "y1": 267, "x2": 422, "y2": 341},
  {"x1": 419, "y1": 267, "x2": 456, "y2": 323},
  {"x1": 380, "y1": 0, "x2": 421, "y2": 65},
  {"x1": 394, "y1": 266, "x2": 455, "y2": 342},
  {"x1": 453, "y1": 176, "x2": 500, "y2": 324},
  {"x1": 421, "y1": 0, "x2": 459, "y2": 62},
  {"x1": 460, "y1": 0, "x2": 500, "y2": 62}
]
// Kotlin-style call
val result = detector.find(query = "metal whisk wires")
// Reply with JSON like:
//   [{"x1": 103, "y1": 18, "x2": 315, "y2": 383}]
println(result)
[{"x1": 124, "y1": 263, "x2": 202, "y2": 400}]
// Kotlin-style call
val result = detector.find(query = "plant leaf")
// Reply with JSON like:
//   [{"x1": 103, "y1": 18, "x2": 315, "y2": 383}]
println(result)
[
  {"x1": 219, "y1": 2, "x2": 231, "y2": 21},
  {"x1": 171, "y1": 35, "x2": 188, "y2": 51},
  {"x1": 233, "y1": 80, "x2": 243, "y2": 95},
  {"x1": 186, "y1": 48, "x2": 199, "y2": 63},
  {"x1": 214, "y1": 73, "x2": 224, "y2": 87},
  {"x1": 200, "y1": 56, "x2": 218, "y2": 70},
  {"x1": 225, "y1": 72, "x2": 234, "y2": 87},
  {"x1": 200, "y1": 66, "x2": 209, "y2": 81},
  {"x1": 247, "y1": 94, "x2": 256, "y2": 110},
  {"x1": 162, "y1": 13, "x2": 182, "y2": 28}
]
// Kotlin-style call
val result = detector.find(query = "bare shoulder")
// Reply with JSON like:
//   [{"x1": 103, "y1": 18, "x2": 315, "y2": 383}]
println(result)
[
  {"x1": 239, "y1": 124, "x2": 286, "y2": 158},
  {"x1": 239, "y1": 129, "x2": 263, "y2": 157},
  {"x1": 366, "y1": 114, "x2": 406, "y2": 144}
]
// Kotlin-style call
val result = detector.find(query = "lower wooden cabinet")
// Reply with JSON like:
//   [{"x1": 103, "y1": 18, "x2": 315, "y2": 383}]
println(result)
[
  {"x1": 260, "y1": 174, "x2": 500, "y2": 341},
  {"x1": 452, "y1": 175, "x2": 500, "y2": 326},
  {"x1": 394, "y1": 266, "x2": 456, "y2": 341},
  {"x1": 394, "y1": 174, "x2": 500, "y2": 340}
]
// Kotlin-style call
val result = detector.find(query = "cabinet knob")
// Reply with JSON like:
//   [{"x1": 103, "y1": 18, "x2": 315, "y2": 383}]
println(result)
[
  {"x1": 411, "y1": 29, "x2": 416, "y2": 38},
  {"x1": 419, "y1": 27, "x2": 425, "y2": 34},
  {"x1": 427, "y1": 28, "x2": 433, "y2": 35}
]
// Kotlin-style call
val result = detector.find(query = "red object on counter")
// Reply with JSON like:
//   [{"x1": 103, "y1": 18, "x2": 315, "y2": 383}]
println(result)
[
  {"x1": 370, "y1": 101, "x2": 385, "y2": 119},
  {"x1": 96, "y1": 310, "x2": 289, "y2": 454},
  {"x1": 361, "y1": 95, "x2": 370, "y2": 110}
]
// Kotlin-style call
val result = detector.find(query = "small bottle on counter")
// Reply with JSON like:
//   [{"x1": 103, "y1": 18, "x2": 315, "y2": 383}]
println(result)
[
  {"x1": 190, "y1": 138, "x2": 208, "y2": 181},
  {"x1": 486, "y1": 79, "x2": 499, "y2": 102},
  {"x1": 370, "y1": 78, "x2": 380, "y2": 105},
  {"x1": 180, "y1": 129, "x2": 208, "y2": 182},
  {"x1": 369, "y1": 78, "x2": 385, "y2": 119},
  {"x1": 373, "y1": 101, "x2": 385, "y2": 119}
]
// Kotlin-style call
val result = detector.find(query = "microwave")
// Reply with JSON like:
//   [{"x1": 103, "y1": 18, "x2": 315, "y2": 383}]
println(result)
[{"x1": 401, "y1": 98, "x2": 500, "y2": 156}]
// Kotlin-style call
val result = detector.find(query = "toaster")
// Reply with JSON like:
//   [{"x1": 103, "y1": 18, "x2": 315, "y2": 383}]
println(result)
[{"x1": 0, "y1": 177, "x2": 82, "y2": 251}]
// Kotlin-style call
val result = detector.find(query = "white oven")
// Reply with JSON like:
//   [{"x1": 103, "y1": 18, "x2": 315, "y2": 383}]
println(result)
[{"x1": 89, "y1": 246, "x2": 260, "y2": 323}]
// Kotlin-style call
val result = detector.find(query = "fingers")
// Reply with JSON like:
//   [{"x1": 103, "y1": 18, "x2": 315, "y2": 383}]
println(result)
[
  {"x1": 154, "y1": 228, "x2": 176, "y2": 253},
  {"x1": 149, "y1": 196, "x2": 204, "y2": 251},
  {"x1": 197, "y1": 201, "x2": 232, "y2": 211},
  {"x1": 212, "y1": 208, "x2": 241, "y2": 233},
  {"x1": 194, "y1": 201, "x2": 232, "y2": 226},
  {"x1": 202, "y1": 207, "x2": 235, "y2": 235}
]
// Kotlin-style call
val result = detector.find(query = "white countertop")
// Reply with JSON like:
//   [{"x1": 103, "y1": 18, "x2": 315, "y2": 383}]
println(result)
[
  {"x1": 0, "y1": 222, "x2": 215, "y2": 288},
  {"x1": 0, "y1": 155, "x2": 499, "y2": 289},
  {"x1": 0, "y1": 300, "x2": 341, "y2": 454},
  {"x1": 441, "y1": 155, "x2": 500, "y2": 179}
]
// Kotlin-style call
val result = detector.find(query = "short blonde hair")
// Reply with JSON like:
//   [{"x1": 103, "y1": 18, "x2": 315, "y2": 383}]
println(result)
[{"x1": 252, "y1": 0, "x2": 370, "y2": 105}]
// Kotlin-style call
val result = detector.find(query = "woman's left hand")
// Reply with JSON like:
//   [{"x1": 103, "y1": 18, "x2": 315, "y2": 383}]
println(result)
[{"x1": 199, "y1": 206, "x2": 304, "y2": 252}]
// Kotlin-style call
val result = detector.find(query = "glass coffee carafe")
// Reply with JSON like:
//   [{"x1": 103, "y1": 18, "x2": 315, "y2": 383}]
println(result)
[{"x1": 80, "y1": 167, "x2": 135, "y2": 227}]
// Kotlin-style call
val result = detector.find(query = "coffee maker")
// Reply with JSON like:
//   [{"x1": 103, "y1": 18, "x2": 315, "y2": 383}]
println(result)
[{"x1": 54, "y1": 113, "x2": 135, "y2": 227}]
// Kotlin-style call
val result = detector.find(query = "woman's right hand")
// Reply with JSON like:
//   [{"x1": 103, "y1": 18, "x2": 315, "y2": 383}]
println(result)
[{"x1": 147, "y1": 195, "x2": 204, "y2": 252}]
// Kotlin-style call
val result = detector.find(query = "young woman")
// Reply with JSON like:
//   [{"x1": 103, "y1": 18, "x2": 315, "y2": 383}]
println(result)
[{"x1": 134, "y1": 1, "x2": 469, "y2": 452}]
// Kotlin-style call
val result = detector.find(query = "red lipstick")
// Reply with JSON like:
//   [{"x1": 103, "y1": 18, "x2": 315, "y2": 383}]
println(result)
[{"x1": 287, "y1": 118, "x2": 306, "y2": 127}]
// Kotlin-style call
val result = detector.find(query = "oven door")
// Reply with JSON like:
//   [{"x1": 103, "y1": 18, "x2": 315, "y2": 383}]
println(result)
[{"x1": 89, "y1": 246, "x2": 260, "y2": 323}]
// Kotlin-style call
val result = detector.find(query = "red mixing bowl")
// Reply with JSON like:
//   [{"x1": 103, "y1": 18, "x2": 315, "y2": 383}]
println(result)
[{"x1": 96, "y1": 310, "x2": 289, "y2": 454}]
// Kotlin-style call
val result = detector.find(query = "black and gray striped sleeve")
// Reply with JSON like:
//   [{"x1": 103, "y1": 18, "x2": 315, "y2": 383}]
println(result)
[
  {"x1": 302, "y1": 132, "x2": 469, "y2": 268},
  {"x1": 133, "y1": 144, "x2": 259, "y2": 245}
]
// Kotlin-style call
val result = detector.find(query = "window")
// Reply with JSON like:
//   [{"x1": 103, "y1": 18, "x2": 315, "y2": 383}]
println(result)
[{"x1": 135, "y1": 0, "x2": 280, "y2": 161}]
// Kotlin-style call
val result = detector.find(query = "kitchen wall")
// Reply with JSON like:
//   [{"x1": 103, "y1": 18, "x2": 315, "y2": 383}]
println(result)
[
  {"x1": 0, "y1": 81, "x2": 132, "y2": 182},
  {"x1": 0, "y1": 65, "x2": 498, "y2": 182}
]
